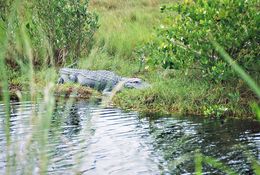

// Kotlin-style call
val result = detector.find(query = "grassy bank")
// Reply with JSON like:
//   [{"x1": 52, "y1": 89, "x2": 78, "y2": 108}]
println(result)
[
  {"x1": 80, "y1": 0, "x2": 173, "y2": 76},
  {"x1": 85, "y1": 0, "x2": 258, "y2": 118},
  {"x1": 5, "y1": 0, "x2": 259, "y2": 118}
]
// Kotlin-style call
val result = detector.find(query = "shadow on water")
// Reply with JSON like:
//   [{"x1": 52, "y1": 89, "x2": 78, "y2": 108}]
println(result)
[{"x1": 0, "y1": 99, "x2": 260, "y2": 174}]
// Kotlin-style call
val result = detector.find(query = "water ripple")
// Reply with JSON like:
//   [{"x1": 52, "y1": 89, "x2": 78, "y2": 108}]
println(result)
[{"x1": 0, "y1": 100, "x2": 260, "y2": 174}]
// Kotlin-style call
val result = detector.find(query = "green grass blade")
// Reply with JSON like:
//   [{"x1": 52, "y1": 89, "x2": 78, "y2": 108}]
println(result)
[
  {"x1": 210, "y1": 37, "x2": 260, "y2": 98},
  {"x1": 252, "y1": 160, "x2": 260, "y2": 175},
  {"x1": 0, "y1": 1, "x2": 21, "y2": 174},
  {"x1": 195, "y1": 151, "x2": 202, "y2": 175},
  {"x1": 0, "y1": 23, "x2": 11, "y2": 175},
  {"x1": 203, "y1": 156, "x2": 238, "y2": 175}
]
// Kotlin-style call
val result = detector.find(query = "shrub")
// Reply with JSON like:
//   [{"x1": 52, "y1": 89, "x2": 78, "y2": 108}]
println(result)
[
  {"x1": 34, "y1": 0, "x2": 99, "y2": 64},
  {"x1": 1, "y1": 0, "x2": 99, "y2": 67},
  {"x1": 144, "y1": 0, "x2": 259, "y2": 82}
]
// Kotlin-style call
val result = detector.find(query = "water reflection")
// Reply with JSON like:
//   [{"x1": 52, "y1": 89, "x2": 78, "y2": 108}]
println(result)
[
  {"x1": 147, "y1": 116, "x2": 260, "y2": 174},
  {"x1": 64, "y1": 104, "x2": 82, "y2": 136},
  {"x1": 0, "y1": 100, "x2": 259, "y2": 174}
]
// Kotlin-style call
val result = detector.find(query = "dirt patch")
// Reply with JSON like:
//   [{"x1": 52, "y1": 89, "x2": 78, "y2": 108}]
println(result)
[
  {"x1": 54, "y1": 84, "x2": 101, "y2": 99},
  {"x1": 2, "y1": 83, "x2": 101, "y2": 100}
]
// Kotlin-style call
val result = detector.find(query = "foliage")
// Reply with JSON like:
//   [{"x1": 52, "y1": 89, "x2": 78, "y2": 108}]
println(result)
[
  {"x1": 0, "y1": 0, "x2": 98, "y2": 68},
  {"x1": 211, "y1": 37, "x2": 260, "y2": 119},
  {"x1": 34, "y1": 0, "x2": 99, "y2": 63},
  {"x1": 1, "y1": 0, "x2": 260, "y2": 174},
  {"x1": 0, "y1": 0, "x2": 12, "y2": 21},
  {"x1": 211, "y1": 36, "x2": 260, "y2": 98},
  {"x1": 202, "y1": 104, "x2": 228, "y2": 117},
  {"x1": 88, "y1": 0, "x2": 258, "y2": 117},
  {"x1": 144, "y1": 0, "x2": 259, "y2": 82}
]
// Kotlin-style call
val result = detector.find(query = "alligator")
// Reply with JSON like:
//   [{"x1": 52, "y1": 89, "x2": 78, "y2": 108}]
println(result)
[{"x1": 58, "y1": 68, "x2": 150, "y2": 95}]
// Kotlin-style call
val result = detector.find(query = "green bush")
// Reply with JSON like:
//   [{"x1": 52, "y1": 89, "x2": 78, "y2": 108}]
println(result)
[
  {"x1": 34, "y1": 0, "x2": 99, "y2": 64},
  {"x1": 144, "y1": 0, "x2": 259, "y2": 82},
  {"x1": 1, "y1": 0, "x2": 99, "y2": 67}
]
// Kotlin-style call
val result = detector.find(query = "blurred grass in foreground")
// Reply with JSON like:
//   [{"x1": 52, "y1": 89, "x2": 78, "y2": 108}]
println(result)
[
  {"x1": 0, "y1": 1, "x2": 75, "y2": 174},
  {"x1": 210, "y1": 36, "x2": 260, "y2": 119},
  {"x1": 0, "y1": 0, "x2": 259, "y2": 174}
]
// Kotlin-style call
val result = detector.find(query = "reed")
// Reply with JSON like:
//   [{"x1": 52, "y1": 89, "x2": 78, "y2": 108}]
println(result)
[
  {"x1": 0, "y1": 1, "x2": 61, "y2": 174},
  {"x1": 210, "y1": 36, "x2": 260, "y2": 119},
  {"x1": 210, "y1": 36, "x2": 260, "y2": 98},
  {"x1": 0, "y1": 1, "x2": 21, "y2": 174},
  {"x1": 0, "y1": 0, "x2": 259, "y2": 174},
  {"x1": 194, "y1": 151, "x2": 202, "y2": 175}
]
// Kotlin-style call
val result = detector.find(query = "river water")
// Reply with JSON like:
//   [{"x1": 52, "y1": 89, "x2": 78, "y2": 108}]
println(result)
[{"x1": 0, "y1": 100, "x2": 260, "y2": 174}]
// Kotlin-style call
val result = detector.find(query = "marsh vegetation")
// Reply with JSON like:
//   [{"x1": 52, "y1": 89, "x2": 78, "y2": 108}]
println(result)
[{"x1": 0, "y1": 0, "x2": 260, "y2": 174}]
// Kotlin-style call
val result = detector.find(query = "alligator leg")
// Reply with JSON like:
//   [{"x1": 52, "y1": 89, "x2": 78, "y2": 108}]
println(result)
[
  {"x1": 69, "y1": 74, "x2": 78, "y2": 83},
  {"x1": 57, "y1": 77, "x2": 64, "y2": 84}
]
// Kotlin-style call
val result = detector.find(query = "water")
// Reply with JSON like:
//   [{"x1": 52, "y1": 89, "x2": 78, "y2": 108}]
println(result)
[{"x1": 0, "y1": 100, "x2": 260, "y2": 174}]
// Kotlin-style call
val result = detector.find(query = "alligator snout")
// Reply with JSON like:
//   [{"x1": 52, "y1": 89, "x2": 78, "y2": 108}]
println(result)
[{"x1": 124, "y1": 78, "x2": 151, "y2": 89}]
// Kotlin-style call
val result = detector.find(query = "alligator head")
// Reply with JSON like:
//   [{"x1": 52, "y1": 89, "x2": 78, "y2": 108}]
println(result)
[{"x1": 123, "y1": 78, "x2": 150, "y2": 90}]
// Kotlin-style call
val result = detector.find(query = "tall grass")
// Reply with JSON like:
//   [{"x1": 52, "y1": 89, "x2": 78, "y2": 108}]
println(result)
[
  {"x1": 0, "y1": 1, "x2": 57, "y2": 174},
  {"x1": 0, "y1": 0, "x2": 259, "y2": 174},
  {"x1": 0, "y1": 0, "x2": 99, "y2": 173},
  {"x1": 79, "y1": 0, "x2": 172, "y2": 76},
  {"x1": 0, "y1": 1, "x2": 20, "y2": 174},
  {"x1": 87, "y1": 0, "x2": 257, "y2": 118}
]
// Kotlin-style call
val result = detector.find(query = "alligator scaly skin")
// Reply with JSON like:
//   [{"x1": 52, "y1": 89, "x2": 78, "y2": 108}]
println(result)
[{"x1": 59, "y1": 68, "x2": 122, "y2": 91}]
